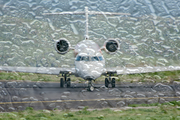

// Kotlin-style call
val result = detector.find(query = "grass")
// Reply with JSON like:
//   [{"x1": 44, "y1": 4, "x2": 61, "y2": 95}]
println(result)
[
  {"x1": 0, "y1": 70, "x2": 179, "y2": 83},
  {"x1": 0, "y1": 71, "x2": 59, "y2": 82},
  {"x1": 0, "y1": 71, "x2": 84, "y2": 82},
  {"x1": 129, "y1": 101, "x2": 180, "y2": 107},
  {"x1": 0, "y1": 103, "x2": 180, "y2": 120}
]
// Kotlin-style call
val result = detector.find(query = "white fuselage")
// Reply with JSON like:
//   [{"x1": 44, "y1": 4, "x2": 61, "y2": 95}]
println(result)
[{"x1": 74, "y1": 40, "x2": 105, "y2": 80}]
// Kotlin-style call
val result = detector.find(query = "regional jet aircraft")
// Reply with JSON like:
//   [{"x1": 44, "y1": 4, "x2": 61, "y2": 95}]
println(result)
[{"x1": 0, "y1": 7, "x2": 180, "y2": 91}]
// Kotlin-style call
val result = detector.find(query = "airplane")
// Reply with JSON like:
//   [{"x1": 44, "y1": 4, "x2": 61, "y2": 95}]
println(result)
[{"x1": 1, "y1": 7, "x2": 180, "y2": 91}]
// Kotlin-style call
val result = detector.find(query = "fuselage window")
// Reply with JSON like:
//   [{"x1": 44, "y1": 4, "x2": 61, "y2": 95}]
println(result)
[
  {"x1": 75, "y1": 56, "x2": 81, "y2": 61},
  {"x1": 81, "y1": 56, "x2": 89, "y2": 61},
  {"x1": 91, "y1": 56, "x2": 99, "y2": 61},
  {"x1": 98, "y1": 56, "x2": 103, "y2": 61}
]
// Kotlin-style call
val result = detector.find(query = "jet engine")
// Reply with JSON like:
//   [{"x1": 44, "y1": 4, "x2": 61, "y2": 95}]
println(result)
[
  {"x1": 55, "y1": 38, "x2": 71, "y2": 54},
  {"x1": 104, "y1": 39, "x2": 120, "y2": 54}
]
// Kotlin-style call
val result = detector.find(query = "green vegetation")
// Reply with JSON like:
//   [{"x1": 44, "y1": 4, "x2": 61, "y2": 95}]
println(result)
[
  {"x1": 0, "y1": 103, "x2": 180, "y2": 120},
  {"x1": 0, "y1": 71, "x2": 86, "y2": 82},
  {"x1": 117, "y1": 70, "x2": 180, "y2": 83},
  {"x1": 129, "y1": 101, "x2": 180, "y2": 107},
  {"x1": 0, "y1": 70, "x2": 179, "y2": 83},
  {"x1": 0, "y1": 71, "x2": 59, "y2": 82}
]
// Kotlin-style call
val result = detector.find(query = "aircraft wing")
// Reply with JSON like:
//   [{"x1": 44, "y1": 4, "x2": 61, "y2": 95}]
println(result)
[
  {"x1": 0, "y1": 66, "x2": 76, "y2": 75},
  {"x1": 106, "y1": 66, "x2": 180, "y2": 75}
]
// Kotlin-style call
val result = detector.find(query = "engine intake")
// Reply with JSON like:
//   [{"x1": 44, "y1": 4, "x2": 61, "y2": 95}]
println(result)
[
  {"x1": 55, "y1": 38, "x2": 70, "y2": 54},
  {"x1": 104, "y1": 39, "x2": 120, "y2": 54}
]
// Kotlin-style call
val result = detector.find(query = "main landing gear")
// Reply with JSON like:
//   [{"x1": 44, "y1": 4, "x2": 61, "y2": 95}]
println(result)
[
  {"x1": 105, "y1": 72, "x2": 116, "y2": 88},
  {"x1": 60, "y1": 72, "x2": 71, "y2": 88}
]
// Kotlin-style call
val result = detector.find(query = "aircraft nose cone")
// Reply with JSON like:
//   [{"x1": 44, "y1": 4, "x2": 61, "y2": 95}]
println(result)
[{"x1": 77, "y1": 62, "x2": 103, "y2": 80}]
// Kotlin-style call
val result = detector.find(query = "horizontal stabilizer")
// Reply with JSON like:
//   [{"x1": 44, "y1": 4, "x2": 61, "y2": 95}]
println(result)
[
  {"x1": 43, "y1": 11, "x2": 85, "y2": 15},
  {"x1": 43, "y1": 11, "x2": 130, "y2": 16}
]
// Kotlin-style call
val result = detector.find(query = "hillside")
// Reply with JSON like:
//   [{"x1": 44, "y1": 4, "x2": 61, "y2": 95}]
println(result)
[{"x1": 0, "y1": 0, "x2": 180, "y2": 67}]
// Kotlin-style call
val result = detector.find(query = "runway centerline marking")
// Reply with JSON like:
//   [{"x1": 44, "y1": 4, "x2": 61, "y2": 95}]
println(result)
[{"x1": 0, "y1": 96, "x2": 179, "y2": 104}]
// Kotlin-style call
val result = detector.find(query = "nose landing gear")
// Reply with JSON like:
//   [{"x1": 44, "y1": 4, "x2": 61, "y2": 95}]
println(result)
[{"x1": 88, "y1": 80, "x2": 94, "y2": 92}]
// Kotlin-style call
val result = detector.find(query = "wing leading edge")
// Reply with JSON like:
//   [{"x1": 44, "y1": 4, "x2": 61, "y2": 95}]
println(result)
[
  {"x1": 1, "y1": 66, "x2": 180, "y2": 77},
  {"x1": 106, "y1": 66, "x2": 180, "y2": 75},
  {"x1": 0, "y1": 66, "x2": 76, "y2": 75}
]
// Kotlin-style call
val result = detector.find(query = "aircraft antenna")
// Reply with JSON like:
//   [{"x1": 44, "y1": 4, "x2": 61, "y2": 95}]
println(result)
[{"x1": 43, "y1": 7, "x2": 131, "y2": 40}]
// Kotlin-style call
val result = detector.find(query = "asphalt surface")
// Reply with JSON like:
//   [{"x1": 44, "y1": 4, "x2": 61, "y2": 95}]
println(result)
[{"x1": 0, "y1": 80, "x2": 180, "y2": 112}]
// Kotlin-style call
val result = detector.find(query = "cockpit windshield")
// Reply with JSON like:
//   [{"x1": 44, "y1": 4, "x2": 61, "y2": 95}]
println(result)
[
  {"x1": 98, "y1": 56, "x2": 103, "y2": 61},
  {"x1": 81, "y1": 56, "x2": 89, "y2": 61},
  {"x1": 75, "y1": 56, "x2": 81, "y2": 61},
  {"x1": 76, "y1": 56, "x2": 103, "y2": 61},
  {"x1": 91, "y1": 56, "x2": 99, "y2": 61}
]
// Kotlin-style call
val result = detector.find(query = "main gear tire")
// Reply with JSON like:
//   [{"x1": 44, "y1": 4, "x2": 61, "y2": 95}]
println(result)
[
  {"x1": 105, "y1": 78, "x2": 109, "y2": 88},
  {"x1": 111, "y1": 78, "x2": 115, "y2": 88},
  {"x1": 67, "y1": 78, "x2": 71, "y2": 88},
  {"x1": 60, "y1": 78, "x2": 64, "y2": 88}
]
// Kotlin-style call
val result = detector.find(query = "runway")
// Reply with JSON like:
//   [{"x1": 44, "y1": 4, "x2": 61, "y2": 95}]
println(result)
[{"x1": 0, "y1": 80, "x2": 180, "y2": 112}]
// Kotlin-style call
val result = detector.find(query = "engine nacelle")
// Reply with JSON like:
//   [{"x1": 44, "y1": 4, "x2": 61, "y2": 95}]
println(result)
[
  {"x1": 55, "y1": 38, "x2": 71, "y2": 54},
  {"x1": 104, "y1": 39, "x2": 120, "y2": 54}
]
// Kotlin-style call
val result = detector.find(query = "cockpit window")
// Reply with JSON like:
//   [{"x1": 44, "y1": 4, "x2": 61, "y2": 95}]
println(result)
[
  {"x1": 91, "y1": 56, "x2": 99, "y2": 61},
  {"x1": 75, "y1": 56, "x2": 81, "y2": 61},
  {"x1": 98, "y1": 56, "x2": 103, "y2": 61},
  {"x1": 81, "y1": 56, "x2": 89, "y2": 61},
  {"x1": 76, "y1": 56, "x2": 103, "y2": 61}
]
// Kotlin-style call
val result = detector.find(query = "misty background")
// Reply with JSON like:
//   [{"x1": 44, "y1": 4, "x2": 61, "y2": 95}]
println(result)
[{"x1": 0, "y1": 0, "x2": 179, "y2": 68}]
